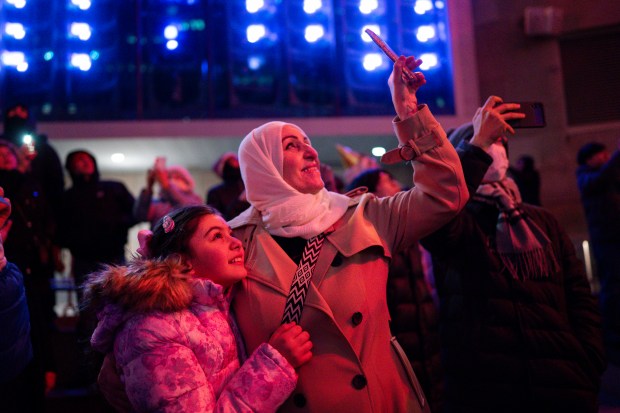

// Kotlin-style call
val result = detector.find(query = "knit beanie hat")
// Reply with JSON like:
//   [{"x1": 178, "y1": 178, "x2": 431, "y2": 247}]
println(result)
[{"x1": 447, "y1": 122, "x2": 474, "y2": 148}]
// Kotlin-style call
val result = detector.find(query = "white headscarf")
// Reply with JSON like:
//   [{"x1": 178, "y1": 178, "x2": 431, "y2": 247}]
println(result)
[{"x1": 239, "y1": 121, "x2": 350, "y2": 239}]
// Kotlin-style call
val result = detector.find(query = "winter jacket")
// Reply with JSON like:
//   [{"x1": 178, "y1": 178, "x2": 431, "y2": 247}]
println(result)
[
  {"x1": 0, "y1": 262, "x2": 32, "y2": 383},
  {"x1": 422, "y1": 142, "x2": 606, "y2": 413},
  {"x1": 206, "y1": 180, "x2": 250, "y2": 221},
  {"x1": 576, "y1": 149, "x2": 620, "y2": 244},
  {"x1": 59, "y1": 152, "x2": 136, "y2": 264},
  {"x1": 89, "y1": 258, "x2": 297, "y2": 413},
  {"x1": 0, "y1": 169, "x2": 57, "y2": 277},
  {"x1": 229, "y1": 106, "x2": 468, "y2": 413},
  {"x1": 387, "y1": 244, "x2": 444, "y2": 412}
]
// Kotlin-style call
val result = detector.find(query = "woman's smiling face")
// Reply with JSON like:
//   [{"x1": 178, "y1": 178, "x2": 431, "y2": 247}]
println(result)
[{"x1": 281, "y1": 124, "x2": 324, "y2": 194}]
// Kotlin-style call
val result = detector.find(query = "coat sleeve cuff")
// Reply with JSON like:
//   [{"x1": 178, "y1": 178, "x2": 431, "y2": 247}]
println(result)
[{"x1": 380, "y1": 105, "x2": 444, "y2": 165}]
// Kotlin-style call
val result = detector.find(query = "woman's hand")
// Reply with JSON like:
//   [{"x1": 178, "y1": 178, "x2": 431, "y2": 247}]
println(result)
[
  {"x1": 269, "y1": 322, "x2": 313, "y2": 368},
  {"x1": 470, "y1": 95, "x2": 525, "y2": 151},
  {"x1": 388, "y1": 55, "x2": 426, "y2": 121}
]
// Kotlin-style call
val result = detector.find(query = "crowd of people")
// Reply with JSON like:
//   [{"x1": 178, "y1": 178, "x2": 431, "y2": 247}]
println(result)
[{"x1": 0, "y1": 54, "x2": 616, "y2": 413}]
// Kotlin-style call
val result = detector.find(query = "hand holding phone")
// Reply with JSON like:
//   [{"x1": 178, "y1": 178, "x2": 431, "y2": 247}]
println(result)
[
  {"x1": 507, "y1": 102, "x2": 546, "y2": 128},
  {"x1": 365, "y1": 28, "x2": 417, "y2": 81}
]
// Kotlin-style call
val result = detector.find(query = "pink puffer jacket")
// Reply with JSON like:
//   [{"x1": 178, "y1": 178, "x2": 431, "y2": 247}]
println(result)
[{"x1": 89, "y1": 259, "x2": 297, "y2": 412}]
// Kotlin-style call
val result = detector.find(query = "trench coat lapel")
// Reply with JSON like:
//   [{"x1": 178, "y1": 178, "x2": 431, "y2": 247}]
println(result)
[
  {"x1": 247, "y1": 230, "x2": 295, "y2": 295},
  {"x1": 246, "y1": 228, "x2": 336, "y2": 320},
  {"x1": 243, "y1": 209, "x2": 389, "y2": 322}
]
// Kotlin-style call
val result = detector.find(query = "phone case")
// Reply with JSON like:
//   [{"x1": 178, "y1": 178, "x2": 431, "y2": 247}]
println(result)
[
  {"x1": 509, "y1": 102, "x2": 546, "y2": 128},
  {"x1": 365, "y1": 29, "x2": 415, "y2": 81}
]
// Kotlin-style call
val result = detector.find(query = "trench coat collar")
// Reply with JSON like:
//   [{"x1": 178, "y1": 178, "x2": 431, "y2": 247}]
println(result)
[
  {"x1": 232, "y1": 197, "x2": 389, "y2": 318},
  {"x1": 229, "y1": 194, "x2": 389, "y2": 259}
]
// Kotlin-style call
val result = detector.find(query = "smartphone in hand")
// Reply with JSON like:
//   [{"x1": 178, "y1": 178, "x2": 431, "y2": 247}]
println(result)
[
  {"x1": 508, "y1": 102, "x2": 546, "y2": 128},
  {"x1": 364, "y1": 28, "x2": 415, "y2": 81}
]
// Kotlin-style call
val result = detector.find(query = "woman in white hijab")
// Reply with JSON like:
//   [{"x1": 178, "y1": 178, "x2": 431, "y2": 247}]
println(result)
[{"x1": 229, "y1": 56, "x2": 468, "y2": 413}]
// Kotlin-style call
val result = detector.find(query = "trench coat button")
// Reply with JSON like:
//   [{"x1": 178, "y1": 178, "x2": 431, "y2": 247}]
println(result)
[
  {"x1": 293, "y1": 393, "x2": 307, "y2": 407},
  {"x1": 351, "y1": 311, "x2": 363, "y2": 326},
  {"x1": 331, "y1": 253, "x2": 343, "y2": 267},
  {"x1": 351, "y1": 374, "x2": 367, "y2": 390}
]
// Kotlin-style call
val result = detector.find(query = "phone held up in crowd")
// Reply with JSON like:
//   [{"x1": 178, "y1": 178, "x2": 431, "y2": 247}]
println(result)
[{"x1": 506, "y1": 102, "x2": 546, "y2": 128}]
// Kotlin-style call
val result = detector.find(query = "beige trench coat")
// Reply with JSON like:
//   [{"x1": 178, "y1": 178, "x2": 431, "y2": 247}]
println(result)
[{"x1": 230, "y1": 106, "x2": 468, "y2": 412}]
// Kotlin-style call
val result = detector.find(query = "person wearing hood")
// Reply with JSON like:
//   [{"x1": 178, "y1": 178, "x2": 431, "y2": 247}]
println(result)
[
  {"x1": 134, "y1": 157, "x2": 203, "y2": 228},
  {"x1": 84, "y1": 205, "x2": 312, "y2": 412},
  {"x1": 421, "y1": 96, "x2": 605, "y2": 412},
  {"x1": 59, "y1": 149, "x2": 137, "y2": 291},
  {"x1": 58, "y1": 150, "x2": 137, "y2": 389}
]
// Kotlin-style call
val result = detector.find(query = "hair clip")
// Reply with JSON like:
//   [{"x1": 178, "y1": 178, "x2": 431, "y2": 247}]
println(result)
[{"x1": 163, "y1": 215, "x2": 175, "y2": 233}]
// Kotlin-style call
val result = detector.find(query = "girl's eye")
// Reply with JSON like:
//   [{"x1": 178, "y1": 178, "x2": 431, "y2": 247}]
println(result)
[
  {"x1": 212, "y1": 232, "x2": 224, "y2": 240},
  {"x1": 285, "y1": 142, "x2": 297, "y2": 150}
]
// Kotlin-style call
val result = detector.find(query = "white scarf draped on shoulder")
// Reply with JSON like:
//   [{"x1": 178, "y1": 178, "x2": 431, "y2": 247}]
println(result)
[{"x1": 238, "y1": 121, "x2": 350, "y2": 239}]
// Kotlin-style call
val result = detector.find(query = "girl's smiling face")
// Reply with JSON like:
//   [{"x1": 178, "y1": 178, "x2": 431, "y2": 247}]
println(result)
[{"x1": 185, "y1": 214, "x2": 246, "y2": 288}]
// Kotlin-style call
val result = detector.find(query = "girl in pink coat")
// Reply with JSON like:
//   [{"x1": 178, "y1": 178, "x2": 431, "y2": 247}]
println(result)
[{"x1": 83, "y1": 205, "x2": 313, "y2": 412}]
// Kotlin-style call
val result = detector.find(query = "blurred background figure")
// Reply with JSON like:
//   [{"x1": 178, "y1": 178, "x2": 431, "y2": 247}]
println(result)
[
  {"x1": 347, "y1": 167, "x2": 444, "y2": 413},
  {"x1": 0, "y1": 139, "x2": 59, "y2": 407},
  {"x1": 134, "y1": 157, "x2": 203, "y2": 228},
  {"x1": 336, "y1": 144, "x2": 381, "y2": 188},
  {"x1": 206, "y1": 152, "x2": 250, "y2": 220},
  {"x1": 58, "y1": 149, "x2": 137, "y2": 389},
  {"x1": 576, "y1": 141, "x2": 620, "y2": 367},
  {"x1": 319, "y1": 163, "x2": 344, "y2": 193},
  {"x1": 1, "y1": 104, "x2": 65, "y2": 223},
  {"x1": 59, "y1": 150, "x2": 136, "y2": 294},
  {"x1": 0, "y1": 186, "x2": 38, "y2": 413},
  {"x1": 509, "y1": 154, "x2": 541, "y2": 205}
]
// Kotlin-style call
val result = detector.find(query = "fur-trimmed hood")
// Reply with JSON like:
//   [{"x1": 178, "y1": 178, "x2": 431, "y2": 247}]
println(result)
[
  {"x1": 86, "y1": 256, "x2": 230, "y2": 353},
  {"x1": 84, "y1": 256, "x2": 198, "y2": 314}
]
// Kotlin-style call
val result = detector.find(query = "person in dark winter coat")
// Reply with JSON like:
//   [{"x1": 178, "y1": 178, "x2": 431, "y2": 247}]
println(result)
[
  {"x1": 422, "y1": 96, "x2": 605, "y2": 413},
  {"x1": 0, "y1": 187, "x2": 37, "y2": 413},
  {"x1": 0, "y1": 140, "x2": 59, "y2": 402},
  {"x1": 576, "y1": 141, "x2": 620, "y2": 366},
  {"x1": 347, "y1": 168, "x2": 444, "y2": 412},
  {"x1": 59, "y1": 150, "x2": 137, "y2": 289},
  {"x1": 58, "y1": 149, "x2": 138, "y2": 387}
]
